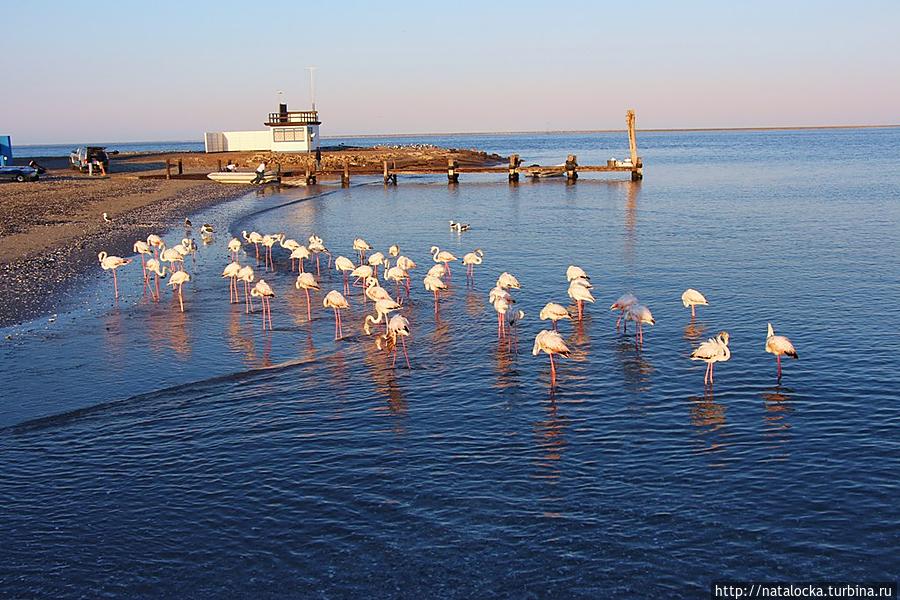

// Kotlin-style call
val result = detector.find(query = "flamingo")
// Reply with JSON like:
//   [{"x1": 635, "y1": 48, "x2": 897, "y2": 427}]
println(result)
[
  {"x1": 691, "y1": 331, "x2": 731, "y2": 385},
  {"x1": 159, "y1": 245, "x2": 184, "y2": 272},
  {"x1": 566, "y1": 265, "x2": 590, "y2": 282},
  {"x1": 133, "y1": 240, "x2": 153, "y2": 293},
  {"x1": 766, "y1": 323, "x2": 799, "y2": 380},
  {"x1": 227, "y1": 238, "x2": 242, "y2": 261},
  {"x1": 375, "y1": 313, "x2": 412, "y2": 368},
  {"x1": 540, "y1": 302, "x2": 571, "y2": 330},
  {"x1": 147, "y1": 234, "x2": 164, "y2": 259},
  {"x1": 489, "y1": 286, "x2": 515, "y2": 338},
  {"x1": 384, "y1": 264, "x2": 409, "y2": 302},
  {"x1": 610, "y1": 293, "x2": 638, "y2": 332},
  {"x1": 353, "y1": 238, "x2": 371, "y2": 264},
  {"x1": 364, "y1": 277, "x2": 394, "y2": 304},
  {"x1": 423, "y1": 274, "x2": 447, "y2": 314},
  {"x1": 295, "y1": 272, "x2": 319, "y2": 321},
  {"x1": 251, "y1": 279, "x2": 275, "y2": 331},
  {"x1": 367, "y1": 251, "x2": 386, "y2": 278},
  {"x1": 98, "y1": 251, "x2": 131, "y2": 299},
  {"x1": 462, "y1": 249, "x2": 484, "y2": 285},
  {"x1": 261, "y1": 234, "x2": 281, "y2": 272},
  {"x1": 237, "y1": 265, "x2": 255, "y2": 313},
  {"x1": 364, "y1": 297, "x2": 401, "y2": 335},
  {"x1": 335, "y1": 256, "x2": 355, "y2": 295},
  {"x1": 533, "y1": 330, "x2": 570, "y2": 383},
  {"x1": 222, "y1": 261, "x2": 242, "y2": 303},
  {"x1": 308, "y1": 236, "x2": 330, "y2": 275},
  {"x1": 427, "y1": 263, "x2": 447, "y2": 281},
  {"x1": 496, "y1": 271, "x2": 521, "y2": 290},
  {"x1": 682, "y1": 288, "x2": 709, "y2": 318},
  {"x1": 180, "y1": 237, "x2": 198, "y2": 265},
  {"x1": 167, "y1": 270, "x2": 191, "y2": 312},
  {"x1": 626, "y1": 304, "x2": 655, "y2": 347},
  {"x1": 242, "y1": 230, "x2": 263, "y2": 262},
  {"x1": 145, "y1": 258, "x2": 167, "y2": 301},
  {"x1": 567, "y1": 280, "x2": 595, "y2": 321},
  {"x1": 350, "y1": 264, "x2": 375, "y2": 302},
  {"x1": 279, "y1": 237, "x2": 303, "y2": 269},
  {"x1": 396, "y1": 255, "x2": 417, "y2": 294},
  {"x1": 430, "y1": 246, "x2": 457, "y2": 278},
  {"x1": 323, "y1": 290, "x2": 350, "y2": 340},
  {"x1": 290, "y1": 246, "x2": 310, "y2": 273}
]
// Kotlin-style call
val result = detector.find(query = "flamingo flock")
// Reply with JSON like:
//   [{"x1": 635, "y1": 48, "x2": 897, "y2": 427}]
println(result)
[{"x1": 98, "y1": 226, "x2": 800, "y2": 384}]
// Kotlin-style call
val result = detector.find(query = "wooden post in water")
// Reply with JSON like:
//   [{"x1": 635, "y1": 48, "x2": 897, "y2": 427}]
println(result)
[
  {"x1": 508, "y1": 154, "x2": 520, "y2": 182},
  {"x1": 165, "y1": 159, "x2": 171, "y2": 180},
  {"x1": 383, "y1": 160, "x2": 390, "y2": 184},
  {"x1": 305, "y1": 159, "x2": 316, "y2": 185},
  {"x1": 565, "y1": 154, "x2": 578, "y2": 181},
  {"x1": 177, "y1": 159, "x2": 183, "y2": 176},
  {"x1": 383, "y1": 160, "x2": 396, "y2": 185},
  {"x1": 342, "y1": 159, "x2": 350, "y2": 187},
  {"x1": 217, "y1": 159, "x2": 222, "y2": 172},
  {"x1": 627, "y1": 109, "x2": 642, "y2": 181},
  {"x1": 448, "y1": 158, "x2": 459, "y2": 184}
]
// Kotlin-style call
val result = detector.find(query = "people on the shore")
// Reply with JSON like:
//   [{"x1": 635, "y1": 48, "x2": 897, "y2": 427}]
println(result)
[
  {"x1": 251, "y1": 161, "x2": 267, "y2": 184},
  {"x1": 315, "y1": 147, "x2": 322, "y2": 169},
  {"x1": 225, "y1": 160, "x2": 237, "y2": 172}
]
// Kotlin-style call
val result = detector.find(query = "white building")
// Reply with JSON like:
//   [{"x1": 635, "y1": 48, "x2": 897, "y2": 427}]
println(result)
[{"x1": 205, "y1": 104, "x2": 321, "y2": 153}]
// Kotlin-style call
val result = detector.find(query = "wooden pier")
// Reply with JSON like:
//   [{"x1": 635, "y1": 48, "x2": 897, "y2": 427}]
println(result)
[{"x1": 282, "y1": 110, "x2": 644, "y2": 187}]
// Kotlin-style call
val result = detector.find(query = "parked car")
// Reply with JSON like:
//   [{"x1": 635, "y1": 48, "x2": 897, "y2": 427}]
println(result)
[
  {"x1": 0, "y1": 166, "x2": 40, "y2": 182},
  {"x1": 70, "y1": 146, "x2": 110, "y2": 172}
]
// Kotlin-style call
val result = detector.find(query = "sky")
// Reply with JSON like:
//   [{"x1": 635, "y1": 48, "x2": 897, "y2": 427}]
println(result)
[{"x1": 2, "y1": 0, "x2": 899, "y2": 144}]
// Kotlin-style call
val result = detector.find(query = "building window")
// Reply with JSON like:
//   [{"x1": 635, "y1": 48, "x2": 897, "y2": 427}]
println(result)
[{"x1": 273, "y1": 128, "x2": 307, "y2": 143}]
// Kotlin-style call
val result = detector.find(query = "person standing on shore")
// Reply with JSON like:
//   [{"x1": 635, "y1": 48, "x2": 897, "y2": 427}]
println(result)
[
  {"x1": 315, "y1": 147, "x2": 322, "y2": 170},
  {"x1": 251, "y1": 161, "x2": 267, "y2": 184},
  {"x1": 225, "y1": 159, "x2": 237, "y2": 172}
]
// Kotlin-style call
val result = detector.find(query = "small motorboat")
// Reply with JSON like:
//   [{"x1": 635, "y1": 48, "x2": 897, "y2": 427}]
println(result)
[{"x1": 207, "y1": 171, "x2": 279, "y2": 184}]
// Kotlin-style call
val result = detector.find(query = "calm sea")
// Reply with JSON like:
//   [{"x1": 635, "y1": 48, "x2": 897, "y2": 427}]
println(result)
[{"x1": 1, "y1": 129, "x2": 898, "y2": 598}]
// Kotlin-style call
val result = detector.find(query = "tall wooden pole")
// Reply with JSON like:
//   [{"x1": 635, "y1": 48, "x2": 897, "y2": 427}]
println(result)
[{"x1": 626, "y1": 109, "x2": 638, "y2": 166}]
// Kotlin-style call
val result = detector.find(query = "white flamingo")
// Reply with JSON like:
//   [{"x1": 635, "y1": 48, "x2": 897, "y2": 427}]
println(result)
[
  {"x1": 222, "y1": 261, "x2": 242, "y2": 304},
  {"x1": 766, "y1": 323, "x2": 799, "y2": 380},
  {"x1": 295, "y1": 272, "x2": 319, "y2": 321},
  {"x1": 567, "y1": 280, "x2": 595, "y2": 321},
  {"x1": 323, "y1": 290, "x2": 350, "y2": 340},
  {"x1": 691, "y1": 331, "x2": 731, "y2": 385},
  {"x1": 533, "y1": 330, "x2": 571, "y2": 383},
  {"x1": 167, "y1": 270, "x2": 191, "y2": 313},
  {"x1": 626, "y1": 304, "x2": 655, "y2": 347},
  {"x1": 250, "y1": 279, "x2": 275, "y2": 331},
  {"x1": 540, "y1": 302, "x2": 571, "y2": 330},
  {"x1": 430, "y1": 246, "x2": 457, "y2": 278},
  {"x1": 98, "y1": 251, "x2": 132, "y2": 299},
  {"x1": 610, "y1": 293, "x2": 639, "y2": 331},
  {"x1": 681, "y1": 288, "x2": 709, "y2": 318},
  {"x1": 462, "y1": 249, "x2": 484, "y2": 284}
]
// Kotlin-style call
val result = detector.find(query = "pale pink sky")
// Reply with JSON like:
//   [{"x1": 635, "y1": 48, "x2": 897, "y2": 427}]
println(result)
[{"x1": 2, "y1": 1, "x2": 898, "y2": 144}]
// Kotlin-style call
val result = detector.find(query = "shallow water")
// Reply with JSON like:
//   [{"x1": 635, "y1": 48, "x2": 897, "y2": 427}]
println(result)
[{"x1": 2, "y1": 129, "x2": 899, "y2": 597}]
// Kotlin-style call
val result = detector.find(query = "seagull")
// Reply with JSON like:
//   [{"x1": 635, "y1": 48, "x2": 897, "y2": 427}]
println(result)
[
  {"x1": 449, "y1": 221, "x2": 471, "y2": 232},
  {"x1": 184, "y1": 218, "x2": 192, "y2": 228},
  {"x1": 102, "y1": 212, "x2": 112, "y2": 223}
]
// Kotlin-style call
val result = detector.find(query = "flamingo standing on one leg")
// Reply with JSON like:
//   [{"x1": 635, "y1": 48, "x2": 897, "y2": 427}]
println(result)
[
  {"x1": 610, "y1": 293, "x2": 638, "y2": 332},
  {"x1": 533, "y1": 329, "x2": 571, "y2": 384},
  {"x1": 626, "y1": 304, "x2": 655, "y2": 348},
  {"x1": 430, "y1": 246, "x2": 457, "y2": 279},
  {"x1": 98, "y1": 251, "x2": 132, "y2": 300},
  {"x1": 145, "y1": 258, "x2": 167, "y2": 301},
  {"x1": 567, "y1": 279, "x2": 595, "y2": 321},
  {"x1": 250, "y1": 279, "x2": 275, "y2": 331},
  {"x1": 295, "y1": 272, "x2": 320, "y2": 321},
  {"x1": 147, "y1": 234, "x2": 164, "y2": 259},
  {"x1": 367, "y1": 251, "x2": 386, "y2": 279},
  {"x1": 222, "y1": 261, "x2": 242, "y2": 304},
  {"x1": 489, "y1": 286, "x2": 515, "y2": 339},
  {"x1": 323, "y1": 290, "x2": 350, "y2": 340},
  {"x1": 350, "y1": 265, "x2": 374, "y2": 302},
  {"x1": 396, "y1": 255, "x2": 417, "y2": 296},
  {"x1": 335, "y1": 256, "x2": 355, "y2": 295},
  {"x1": 462, "y1": 249, "x2": 484, "y2": 286},
  {"x1": 309, "y1": 236, "x2": 330, "y2": 276},
  {"x1": 682, "y1": 288, "x2": 709, "y2": 319},
  {"x1": 540, "y1": 302, "x2": 571, "y2": 331},
  {"x1": 691, "y1": 331, "x2": 731, "y2": 385},
  {"x1": 228, "y1": 237, "x2": 242, "y2": 262},
  {"x1": 766, "y1": 323, "x2": 799, "y2": 381},
  {"x1": 167, "y1": 270, "x2": 191, "y2": 313},
  {"x1": 423, "y1": 275, "x2": 447, "y2": 315},
  {"x1": 237, "y1": 265, "x2": 255, "y2": 313}
]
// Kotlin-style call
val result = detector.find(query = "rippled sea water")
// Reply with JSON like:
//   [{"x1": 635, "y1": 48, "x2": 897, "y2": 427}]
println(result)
[{"x1": 2, "y1": 129, "x2": 899, "y2": 598}]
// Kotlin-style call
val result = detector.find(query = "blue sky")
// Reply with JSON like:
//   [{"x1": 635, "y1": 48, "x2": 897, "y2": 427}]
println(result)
[{"x1": 2, "y1": 0, "x2": 898, "y2": 143}]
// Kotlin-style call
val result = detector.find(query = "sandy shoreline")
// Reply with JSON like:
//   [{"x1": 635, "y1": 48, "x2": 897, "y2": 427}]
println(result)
[{"x1": 0, "y1": 146, "x2": 504, "y2": 328}]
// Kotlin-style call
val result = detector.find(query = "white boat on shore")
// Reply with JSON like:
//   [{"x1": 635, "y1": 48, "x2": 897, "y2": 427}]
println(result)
[{"x1": 207, "y1": 171, "x2": 279, "y2": 184}]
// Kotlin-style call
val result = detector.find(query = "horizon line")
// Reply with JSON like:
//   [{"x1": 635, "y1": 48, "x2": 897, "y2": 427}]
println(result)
[{"x1": 13, "y1": 123, "x2": 900, "y2": 147}]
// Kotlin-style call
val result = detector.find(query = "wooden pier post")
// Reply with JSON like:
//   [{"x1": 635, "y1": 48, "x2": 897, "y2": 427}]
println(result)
[
  {"x1": 627, "y1": 109, "x2": 642, "y2": 181},
  {"x1": 217, "y1": 159, "x2": 222, "y2": 172},
  {"x1": 165, "y1": 159, "x2": 171, "y2": 180},
  {"x1": 342, "y1": 159, "x2": 350, "y2": 187},
  {"x1": 448, "y1": 159, "x2": 459, "y2": 184},
  {"x1": 177, "y1": 159, "x2": 183, "y2": 176},
  {"x1": 383, "y1": 160, "x2": 396, "y2": 185},
  {"x1": 565, "y1": 154, "x2": 578, "y2": 181},
  {"x1": 305, "y1": 159, "x2": 316, "y2": 185},
  {"x1": 508, "y1": 154, "x2": 520, "y2": 182}
]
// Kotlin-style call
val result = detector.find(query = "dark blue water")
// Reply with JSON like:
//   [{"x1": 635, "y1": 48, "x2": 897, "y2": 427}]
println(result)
[{"x1": 1, "y1": 129, "x2": 898, "y2": 598}]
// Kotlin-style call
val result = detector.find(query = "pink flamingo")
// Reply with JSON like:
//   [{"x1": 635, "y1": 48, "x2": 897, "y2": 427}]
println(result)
[
  {"x1": 98, "y1": 251, "x2": 132, "y2": 299},
  {"x1": 533, "y1": 329, "x2": 571, "y2": 384},
  {"x1": 295, "y1": 272, "x2": 319, "y2": 321},
  {"x1": 251, "y1": 279, "x2": 275, "y2": 331},
  {"x1": 323, "y1": 290, "x2": 350, "y2": 340}
]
